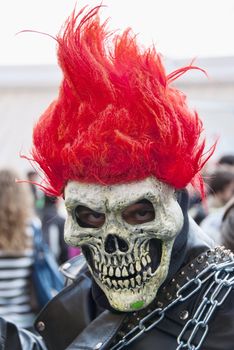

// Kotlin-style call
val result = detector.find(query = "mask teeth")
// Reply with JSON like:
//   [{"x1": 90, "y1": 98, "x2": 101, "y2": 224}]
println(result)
[
  {"x1": 122, "y1": 266, "x2": 128, "y2": 277},
  {"x1": 136, "y1": 261, "x2": 141, "y2": 272},
  {"x1": 146, "y1": 254, "x2": 151, "y2": 264},
  {"x1": 98, "y1": 254, "x2": 153, "y2": 277},
  {"x1": 142, "y1": 271, "x2": 147, "y2": 281},
  {"x1": 122, "y1": 255, "x2": 128, "y2": 266},
  {"x1": 130, "y1": 278, "x2": 135, "y2": 288},
  {"x1": 129, "y1": 264, "x2": 135, "y2": 274},
  {"x1": 97, "y1": 254, "x2": 155, "y2": 290},
  {"x1": 109, "y1": 266, "x2": 114, "y2": 276},
  {"x1": 123, "y1": 280, "x2": 130, "y2": 288},
  {"x1": 118, "y1": 280, "x2": 124, "y2": 288},
  {"x1": 136, "y1": 275, "x2": 141, "y2": 285},
  {"x1": 142, "y1": 256, "x2": 147, "y2": 267},
  {"x1": 106, "y1": 277, "x2": 112, "y2": 288},
  {"x1": 115, "y1": 267, "x2": 121, "y2": 278},
  {"x1": 112, "y1": 280, "x2": 118, "y2": 288},
  {"x1": 103, "y1": 265, "x2": 108, "y2": 276}
]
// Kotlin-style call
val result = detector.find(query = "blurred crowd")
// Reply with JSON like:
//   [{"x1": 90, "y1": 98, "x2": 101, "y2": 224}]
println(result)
[
  {"x1": 188, "y1": 154, "x2": 234, "y2": 249},
  {"x1": 26, "y1": 170, "x2": 81, "y2": 264},
  {"x1": 0, "y1": 168, "x2": 80, "y2": 330}
]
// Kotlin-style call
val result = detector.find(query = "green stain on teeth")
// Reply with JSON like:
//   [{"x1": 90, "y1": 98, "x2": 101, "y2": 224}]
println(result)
[{"x1": 130, "y1": 300, "x2": 144, "y2": 310}]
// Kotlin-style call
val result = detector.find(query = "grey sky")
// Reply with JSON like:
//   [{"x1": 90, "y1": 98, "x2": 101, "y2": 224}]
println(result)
[{"x1": 1, "y1": 0, "x2": 234, "y2": 65}]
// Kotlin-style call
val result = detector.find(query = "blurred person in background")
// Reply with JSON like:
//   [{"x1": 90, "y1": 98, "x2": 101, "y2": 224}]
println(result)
[
  {"x1": 204, "y1": 169, "x2": 234, "y2": 213},
  {"x1": 27, "y1": 171, "x2": 38, "y2": 203},
  {"x1": 0, "y1": 169, "x2": 39, "y2": 329},
  {"x1": 200, "y1": 169, "x2": 234, "y2": 243},
  {"x1": 189, "y1": 155, "x2": 234, "y2": 223},
  {"x1": 217, "y1": 154, "x2": 234, "y2": 171},
  {"x1": 27, "y1": 171, "x2": 45, "y2": 218},
  {"x1": 188, "y1": 166, "x2": 210, "y2": 224},
  {"x1": 220, "y1": 197, "x2": 234, "y2": 251},
  {"x1": 41, "y1": 195, "x2": 68, "y2": 265}
]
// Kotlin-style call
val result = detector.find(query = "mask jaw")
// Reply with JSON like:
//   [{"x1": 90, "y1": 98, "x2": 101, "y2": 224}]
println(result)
[
  {"x1": 64, "y1": 177, "x2": 184, "y2": 312},
  {"x1": 93, "y1": 239, "x2": 176, "y2": 312}
]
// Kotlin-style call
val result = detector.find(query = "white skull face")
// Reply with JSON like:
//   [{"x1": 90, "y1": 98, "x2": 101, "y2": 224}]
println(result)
[{"x1": 64, "y1": 177, "x2": 184, "y2": 312}]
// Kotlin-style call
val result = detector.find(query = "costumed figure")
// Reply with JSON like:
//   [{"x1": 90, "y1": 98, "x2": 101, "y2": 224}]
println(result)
[{"x1": 1, "y1": 5, "x2": 234, "y2": 350}]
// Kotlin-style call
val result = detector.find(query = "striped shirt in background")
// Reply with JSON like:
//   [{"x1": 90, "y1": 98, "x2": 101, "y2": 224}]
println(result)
[{"x1": 0, "y1": 228, "x2": 35, "y2": 329}]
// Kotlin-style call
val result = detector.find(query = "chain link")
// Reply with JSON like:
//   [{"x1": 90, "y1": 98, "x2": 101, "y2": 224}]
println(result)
[
  {"x1": 110, "y1": 259, "x2": 234, "y2": 350},
  {"x1": 176, "y1": 262, "x2": 234, "y2": 349}
]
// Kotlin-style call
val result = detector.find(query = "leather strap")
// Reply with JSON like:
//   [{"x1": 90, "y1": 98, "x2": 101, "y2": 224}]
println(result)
[{"x1": 66, "y1": 310, "x2": 127, "y2": 350}]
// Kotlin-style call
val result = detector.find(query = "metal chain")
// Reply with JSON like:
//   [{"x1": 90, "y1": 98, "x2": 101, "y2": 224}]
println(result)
[
  {"x1": 110, "y1": 260, "x2": 234, "y2": 350},
  {"x1": 176, "y1": 262, "x2": 234, "y2": 349}
]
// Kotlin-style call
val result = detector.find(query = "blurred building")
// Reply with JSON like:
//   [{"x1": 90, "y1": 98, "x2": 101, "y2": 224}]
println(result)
[
  {"x1": 170, "y1": 56, "x2": 234, "y2": 164},
  {"x1": 0, "y1": 65, "x2": 61, "y2": 174},
  {"x1": 0, "y1": 57, "x2": 234, "y2": 174}
]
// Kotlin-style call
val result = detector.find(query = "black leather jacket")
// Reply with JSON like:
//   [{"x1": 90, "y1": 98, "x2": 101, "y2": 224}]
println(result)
[{"x1": 0, "y1": 218, "x2": 234, "y2": 349}]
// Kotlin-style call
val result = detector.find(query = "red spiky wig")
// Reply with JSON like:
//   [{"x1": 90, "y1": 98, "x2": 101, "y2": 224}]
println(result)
[{"x1": 31, "y1": 5, "x2": 214, "y2": 196}]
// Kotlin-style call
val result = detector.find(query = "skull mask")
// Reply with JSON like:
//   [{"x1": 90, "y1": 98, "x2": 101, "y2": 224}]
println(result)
[{"x1": 64, "y1": 177, "x2": 184, "y2": 312}]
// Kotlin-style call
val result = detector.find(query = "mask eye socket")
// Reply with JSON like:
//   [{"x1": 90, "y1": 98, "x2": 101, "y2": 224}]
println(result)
[
  {"x1": 122, "y1": 199, "x2": 155, "y2": 225},
  {"x1": 74, "y1": 205, "x2": 105, "y2": 228}
]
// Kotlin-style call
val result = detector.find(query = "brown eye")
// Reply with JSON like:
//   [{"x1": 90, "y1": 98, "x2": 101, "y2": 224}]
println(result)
[
  {"x1": 75, "y1": 205, "x2": 105, "y2": 228},
  {"x1": 122, "y1": 199, "x2": 155, "y2": 225}
]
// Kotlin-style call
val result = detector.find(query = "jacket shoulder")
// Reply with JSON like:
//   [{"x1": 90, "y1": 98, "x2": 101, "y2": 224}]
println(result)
[{"x1": 35, "y1": 255, "x2": 98, "y2": 350}]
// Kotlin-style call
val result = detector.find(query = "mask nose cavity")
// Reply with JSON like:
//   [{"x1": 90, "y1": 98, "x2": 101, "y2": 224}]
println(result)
[{"x1": 104, "y1": 234, "x2": 129, "y2": 253}]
